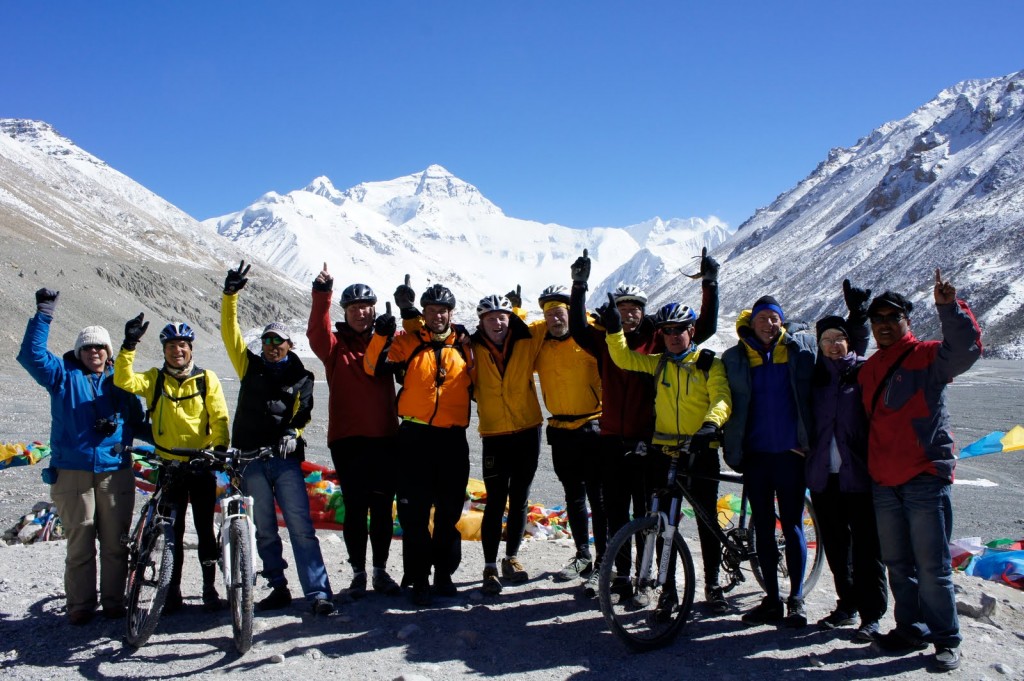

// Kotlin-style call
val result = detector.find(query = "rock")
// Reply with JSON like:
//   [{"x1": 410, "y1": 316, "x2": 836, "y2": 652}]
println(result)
[
  {"x1": 392, "y1": 674, "x2": 432, "y2": 681},
  {"x1": 981, "y1": 592, "x2": 999, "y2": 617},
  {"x1": 270, "y1": 653, "x2": 285, "y2": 663},
  {"x1": 397, "y1": 623, "x2": 422, "y2": 640},
  {"x1": 306, "y1": 648, "x2": 323, "y2": 660},
  {"x1": 992, "y1": 662, "x2": 1014, "y2": 675},
  {"x1": 807, "y1": 655, "x2": 825, "y2": 668}
]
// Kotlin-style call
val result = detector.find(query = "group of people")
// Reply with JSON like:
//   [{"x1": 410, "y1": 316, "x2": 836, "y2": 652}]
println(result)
[{"x1": 19, "y1": 250, "x2": 981, "y2": 672}]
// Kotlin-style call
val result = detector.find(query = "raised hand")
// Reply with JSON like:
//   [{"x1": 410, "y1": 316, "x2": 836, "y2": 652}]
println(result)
[
  {"x1": 700, "y1": 247, "x2": 720, "y2": 283},
  {"x1": 842, "y1": 278, "x2": 871, "y2": 318},
  {"x1": 394, "y1": 274, "x2": 416, "y2": 311},
  {"x1": 224, "y1": 260, "x2": 251, "y2": 294},
  {"x1": 123, "y1": 313, "x2": 149, "y2": 350},
  {"x1": 570, "y1": 248, "x2": 591, "y2": 284},
  {"x1": 934, "y1": 268, "x2": 956, "y2": 305},
  {"x1": 34, "y1": 288, "x2": 59, "y2": 316},
  {"x1": 374, "y1": 302, "x2": 397, "y2": 337},
  {"x1": 505, "y1": 285, "x2": 522, "y2": 309},
  {"x1": 600, "y1": 292, "x2": 622, "y2": 334},
  {"x1": 312, "y1": 261, "x2": 333, "y2": 292}
]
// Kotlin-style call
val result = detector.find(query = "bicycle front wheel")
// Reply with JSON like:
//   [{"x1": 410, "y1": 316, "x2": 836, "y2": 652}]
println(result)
[
  {"x1": 125, "y1": 517, "x2": 174, "y2": 648},
  {"x1": 228, "y1": 517, "x2": 255, "y2": 654},
  {"x1": 598, "y1": 516, "x2": 696, "y2": 652},
  {"x1": 750, "y1": 495, "x2": 823, "y2": 599}
]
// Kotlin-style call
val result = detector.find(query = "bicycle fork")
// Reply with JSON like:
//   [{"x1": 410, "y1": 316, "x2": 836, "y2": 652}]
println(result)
[{"x1": 219, "y1": 494, "x2": 256, "y2": 590}]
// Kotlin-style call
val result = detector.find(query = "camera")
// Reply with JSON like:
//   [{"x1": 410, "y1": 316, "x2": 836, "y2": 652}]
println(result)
[{"x1": 94, "y1": 418, "x2": 118, "y2": 437}]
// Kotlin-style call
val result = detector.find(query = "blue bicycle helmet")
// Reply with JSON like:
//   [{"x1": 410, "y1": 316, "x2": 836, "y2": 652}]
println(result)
[
  {"x1": 160, "y1": 322, "x2": 196, "y2": 344},
  {"x1": 653, "y1": 303, "x2": 697, "y2": 328}
]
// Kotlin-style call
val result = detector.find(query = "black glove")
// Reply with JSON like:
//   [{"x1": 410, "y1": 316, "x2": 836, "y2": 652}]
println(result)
[
  {"x1": 570, "y1": 249, "x2": 591, "y2": 284},
  {"x1": 373, "y1": 302, "x2": 397, "y2": 337},
  {"x1": 700, "y1": 247, "x2": 720, "y2": 283},
  {"x1": 312, "y1": 262, "x2": 333, "y2": 292},
  {"x1": 690, "y1": 422, "x2": 721, "y2": 456},
  {"x1": 35, "y1": 288, "x2": 59, "y2": 317},
  {"x1": 213, "y1": 445, "x2": 228, "y2": 453},
  {"x1": 505, "y1": 285, "x2": 522, "y2": 309},
  {"x1": 394, "y1": 274, "x2": 416, "y2": 311},
  {"x1": 122, "y1": 313, "x2": 149, "y2": 350},
  {"x1": 843, "y1": 279, "x2": 871, "y2": 319},
  {"x1": 601, "y1": 292, "x2": 622, "y2": 334}
]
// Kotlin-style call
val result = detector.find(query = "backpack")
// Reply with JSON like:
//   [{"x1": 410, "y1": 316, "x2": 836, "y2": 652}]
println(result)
[{"x1": 138, "y1": 368, "x2": 209, "y2": 445}]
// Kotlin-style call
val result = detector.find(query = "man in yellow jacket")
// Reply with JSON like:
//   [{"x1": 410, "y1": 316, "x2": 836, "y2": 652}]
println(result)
[
  {"x1": 604, "y1": 297, "x2": 733, "y2": 612},
  {"x1": 533, "y1": 284, "x2": 605, "y2": 594},
  {"x1": 114, "y1": 314, "x2": 230, "y2": 613}
]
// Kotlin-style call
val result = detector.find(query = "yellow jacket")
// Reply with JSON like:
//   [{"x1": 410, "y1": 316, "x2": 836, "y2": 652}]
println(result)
[
  {"x1": 471, "y1": 315, "x2": 547, "y2": 436},
  {"x1": 114, "y1": 349, "x2": 231, "y2": 460},
  {"x1": 535, "y1": 334, "x2": 602, "y2": 430},
  {"x1": 606, "y1": 330, "x2": 731, "y2": 446}
]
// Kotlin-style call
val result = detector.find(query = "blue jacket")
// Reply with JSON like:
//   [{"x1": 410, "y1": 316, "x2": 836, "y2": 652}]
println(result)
[{"x1": 17, "y1": 313, "x2": 143, "y2": 473}]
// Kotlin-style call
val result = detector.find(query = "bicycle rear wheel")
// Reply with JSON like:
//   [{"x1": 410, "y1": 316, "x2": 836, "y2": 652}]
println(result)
[
  {"x1": 750, "y1": 495, "x2": 823, "y2": 599},
  {"x1": 228, "y1": 517, "x2": 255, "y2": 653},
  {"x1": 125, "y1": 517, "x2": 174, "y2": 647},
  {"x1": 598, "y1": 516, "x2": 696, "y2": 651}
]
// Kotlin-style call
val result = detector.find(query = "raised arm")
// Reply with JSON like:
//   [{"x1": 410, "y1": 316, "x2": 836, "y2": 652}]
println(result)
[
  {"x1": 17, "y1": 289, "x2": 64, "y2": 391},
  {"x1": 933, "y1": 269, "x2": 982, "y2": 381},
  {"x1": 692, "y1": 248, "x2": 719, "y2": 345},
  {"x1": 306, "y1": 262, "x2": 337, "y2": 363}
]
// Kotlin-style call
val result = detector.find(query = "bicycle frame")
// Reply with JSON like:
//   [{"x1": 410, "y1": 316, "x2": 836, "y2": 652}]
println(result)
[{"x1": 216, "y1": 460, "x2": 257, "y2": 598}]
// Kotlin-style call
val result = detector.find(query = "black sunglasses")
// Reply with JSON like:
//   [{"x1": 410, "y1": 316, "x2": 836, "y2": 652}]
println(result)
[
  {"x1": 661, "y1": 325, "x2": 691, "y2": 336},
  {"x1": 261, "y1": 336, "x2": 287, "y2": 346},
  {"x1": 870, "y1": 313, "x2": 905, "y2": 325},
  {"x1": 81, "y1": 344, "x2": 107, "y2": 352}
]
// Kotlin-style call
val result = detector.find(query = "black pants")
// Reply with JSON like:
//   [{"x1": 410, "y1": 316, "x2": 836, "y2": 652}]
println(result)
[
  {"x1": 548, "y1": 421, "x2": 606, "y2": 562},
  {"x1": 330, "y1": 436, "x2": 398, "y2": 572},
  {"x1": 481, "y1": 427, "x2": 541, "y2": 564},
  {"x1": 601, "y1": 435, "x2": 648, "y2": 575},
  {"x1": 811, "y1": 474, "x2": 888, "y2": 622},
  {"x1": 167, "y1": 467, "x2": 218, "y2": 591},
  {"x1": 645, "y1": 447, "x2": 722, "y2": 585},
  {"x1": 396, "y1": 421, "x2": 469, "y2": 584}
]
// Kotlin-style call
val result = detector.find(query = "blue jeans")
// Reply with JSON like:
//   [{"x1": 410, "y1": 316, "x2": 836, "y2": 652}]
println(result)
[
  {"x1": 243, "y1": 456, "x2": 332, "y2": 601},
  {"x1": 873, "y1": 474, "x2": 960, "y2": 648}
]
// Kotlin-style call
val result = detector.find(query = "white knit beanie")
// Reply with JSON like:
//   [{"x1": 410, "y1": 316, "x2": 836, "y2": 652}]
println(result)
[{"x1": 75, "y1": 326, "x2": 113, "y2": 362}]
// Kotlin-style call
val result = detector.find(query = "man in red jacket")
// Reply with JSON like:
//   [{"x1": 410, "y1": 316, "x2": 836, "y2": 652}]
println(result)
[
  {"x1": 307, "y1": 263, "x2": 401, "y2": 597},
  {"x1": 858, "y1": 269, "x2": 981, "y2": 673}
]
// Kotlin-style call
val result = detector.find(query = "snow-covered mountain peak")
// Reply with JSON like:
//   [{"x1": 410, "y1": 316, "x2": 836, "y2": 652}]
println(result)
[
  {"x1": 1, "y1": 119, "x2": 105, "y2": 168},
  {"x1": 303, "y1": 175, "x2": 343, "y2": 203}
]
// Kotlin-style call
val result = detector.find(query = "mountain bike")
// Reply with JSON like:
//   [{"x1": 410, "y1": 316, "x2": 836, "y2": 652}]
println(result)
[
  {"x1": 170, "y1": 446, "x2": 273, "y2": 654},
  {"x1": 597, "y1": 439, "x2": 822, "y2": 651}
]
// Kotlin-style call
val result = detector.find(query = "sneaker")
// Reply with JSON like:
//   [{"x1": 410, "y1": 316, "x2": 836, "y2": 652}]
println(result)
[
  {"x1": 431, "y1": 575, "x2": 458, "y2": 597},
  {"x1": 741, "y1": 596, "x2": 784, "y2": 625},
  {"x1": 704, "y1": 585, "x2": 729, "y2": 614},
  {"x1": 501, "y1": 557, "x2": 529, "y2": 583},
  {"x1": 411, "y1": 579, "x2": 432, "y2": 607},
  {"x1": 256, "y1": 585, "x2": 293, "y2": 612},
  {"x1": 312, "y1": 597, "x2": 335, "y2": 615},
  {"x1": 202, "y1": 584, "x2": 223, "y2": 612},
  {"x1": 372, "y1": 570, "x2": 401, "y2": 596},
  {"x1": 482, "y1": 567, "x2": 503, "y2": 595},
  {"x1": 555, "y1": 555, "x2": 593, "y2": 582},
  {"x1": 784, "y1": 596, "x2": 807, "y2": 628},
  {"x1": 654, "y1": 591, "x2": 679, "y2": 622},
  {"x1": 632, "y1": 585, "x2": 652, "y2": 608},
  {"x1": 610, "y1": 576, "x2": 633, "y2": 600},
  {"x1": 581, "y1": 571, "x2": 599, "y2": 599},
  {"x1": 932, "y1": 646, "x2": 961, "y2": 671},
  {"x1": 854, "y1": 620, "x2": 881, "y2": 642},
  {"x1": 817, "y1": 608, "x2": 857, "y2": 630},
  {"x1": 348, "y1": 571, "x2": 368, "y2": 599},
  {"x1": 68, "y1": 609, "x2": 95, "y2": 626},
  {"x1": 162, "y1": 588, "x2": 183, "y2": 615},
  {"x1": 875, "y1": 629, "x2": 929, "y2": 653}
]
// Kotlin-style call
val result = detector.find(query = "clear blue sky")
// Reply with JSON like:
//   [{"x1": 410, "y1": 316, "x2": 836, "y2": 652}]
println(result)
[{"x1": 4, "y1": 2, "x2": 1023, "y2": 229}]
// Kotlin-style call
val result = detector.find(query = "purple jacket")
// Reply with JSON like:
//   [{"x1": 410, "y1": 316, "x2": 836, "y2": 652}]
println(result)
[{"x1": 806, "y1": 353, "x2": 871, "y2": 493}]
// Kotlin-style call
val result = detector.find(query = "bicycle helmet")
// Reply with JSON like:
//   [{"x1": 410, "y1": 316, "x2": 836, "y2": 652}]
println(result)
[
  {"x1": 160, "y1": 322, "x2": 196, "y2": 344},
  {"x1": 611, "y1": 284, "x2": 648, "y2": 306},
  {"x1": 476, "y1": 294, "x2": 514, "y2": 318},
  {"x1": 653, "y1": 302, "x2": 698, "y2": 328},
  {"x1": 537, "y1": 284, "x2": 570, "y2": 306},
  {"x1": 340, "y1": 283, "x2": 377, "y2": 308},
  {"x1": 420, "y1": 284, "x2": 457, "y2": 310}
]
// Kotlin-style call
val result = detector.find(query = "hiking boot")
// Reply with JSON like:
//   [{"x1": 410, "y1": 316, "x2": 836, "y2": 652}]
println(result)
[
  {"x1": 555, "y1": 555, "x2": 593, "y2": 582},
  {"x1": 932, "y1": 646, "x2": 961, "y2": 671},
  {"x1": 432, "y1": 575, "x2": 458, "y2": 597},
  {"x1": 632, "y1": 585, "x2": 652, "y2": 608},
  {"x1": 372, "y1": 570, "x2": 401, "y2": 596},
  {"x1": 162, "y1": 588, "x2": 183, "y2": 615},
  {"x1": 704, "y1": 585, "x2": 729, "y2": 614},
  {"x1": 312, "y1": 598, "x2": 335, "y2": 615},
  {"x1": 348, "y1": 571, "x2": 368, "y2": 599},
  {"x1": 68, "y1": 609, "x2": 95, "y2": 626},
  {"x1": 482, "y1": 567, "x2": 503, "y2": 595},
  {"x1": 654, "y1": 591, "x2": 679, "y2": 622},
  {"x1": 875, "y1": 629, "x2": 928, "y2": 654},
  {"x1": 411, "y1": 579, "x2": 432, "y2": 607},
  {"x1": 581, "y1": 571, "x2": 600, "y2": 599},
  {"x1": 854, "y1": 620, "x2": 881, "y2": 642},
  {"x1": 256, "y1": 585, "x2": 293, "y2": 611},
  {"x1": 610, "y1": 576, "x2": 633, "y2": 601},
  {"x1": 501, "y1": 557, "x2": 529, "y2": 583},
  {"x1": 784, "y1": 596, "x2": 807, "y2": 628},
  {"x1": 202, "y1": 584, "x2": 223, "y2": 612},
  {"x1": 817, "y1": 608, "x2": 857, "y2": 630},
  {"x1": 741, "y1": 596, "x2": 784, "y2": 625}
]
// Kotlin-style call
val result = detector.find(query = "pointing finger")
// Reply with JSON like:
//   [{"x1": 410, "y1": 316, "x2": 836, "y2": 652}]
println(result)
[
  {"x1": 582, "y1": 248, "x2": 588, "y2": 259},
  {"x1": 386, "y1": 302, "x2": 392, "y2": 315},
  {"x1": 404, "y1": 274, "x2": 411, "y2": 287},
  {"x1": 935, "y1": 268, "x2": 942, "y2": 285}
]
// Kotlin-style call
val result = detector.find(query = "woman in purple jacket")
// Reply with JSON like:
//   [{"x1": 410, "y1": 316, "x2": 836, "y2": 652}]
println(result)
[{"x1": 807, "y1": 280, "x2": 888, "y2": 641}]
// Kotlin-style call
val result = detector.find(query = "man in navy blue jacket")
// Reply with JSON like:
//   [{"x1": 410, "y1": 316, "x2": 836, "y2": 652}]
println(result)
[{"x1": 17, "y1": 288, "x2": 144, "y2": 625}]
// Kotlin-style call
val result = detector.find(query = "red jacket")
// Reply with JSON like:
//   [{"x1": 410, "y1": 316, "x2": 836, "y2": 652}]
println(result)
[
  {"x1": 858, "y1": 300, "x2": 981, "y2": 486},
  {"x1": 306, "y1": 290, "x2": 398, "y2": 442}
]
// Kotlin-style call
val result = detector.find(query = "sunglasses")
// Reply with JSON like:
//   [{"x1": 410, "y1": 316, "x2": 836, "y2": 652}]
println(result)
[
  {"x1": 261, "y1": 336, "x2": 287, "y2": 346},
  {"x1": 81, "y1": 344, "x2": 107, "y2": 352},
  {"x1": 661, "y1": 325, "x2": 691, "y2": 336},
  {"x1": 819, "y1": 336, "x2": 848, "y2": 347},
  {"x1": 870, "y1": 313, "x2": 905, "y2": 325}
]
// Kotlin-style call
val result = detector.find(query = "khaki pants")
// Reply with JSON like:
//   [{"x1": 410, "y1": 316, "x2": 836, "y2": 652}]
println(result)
[{"x1": 50, "y1": 468, "x2": 136, "y2": 613}]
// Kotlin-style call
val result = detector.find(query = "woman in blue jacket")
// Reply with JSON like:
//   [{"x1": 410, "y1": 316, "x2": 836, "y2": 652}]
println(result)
[{"x1": 17, "y1": 289, "x2": 144, "y2": 626}]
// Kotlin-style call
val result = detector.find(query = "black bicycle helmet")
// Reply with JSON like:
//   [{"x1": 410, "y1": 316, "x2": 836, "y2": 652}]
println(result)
[
  {"x1": 340, "y1": 283, "x2": 377, "y2": 308},
  {"x1": 653, "y1": 303, "x2": 697, "y2": 328},
  {"x1": 420, "y1": 284, "x2": 457, "y2": 310},
  {"x1": 537, "y1": 284, "x2": 570, "y2": 306}
]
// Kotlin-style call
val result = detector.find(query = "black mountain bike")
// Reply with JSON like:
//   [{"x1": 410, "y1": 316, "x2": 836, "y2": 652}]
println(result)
[{"x1": 598, "y1": 438, "x2": 822, "y2": 651}]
